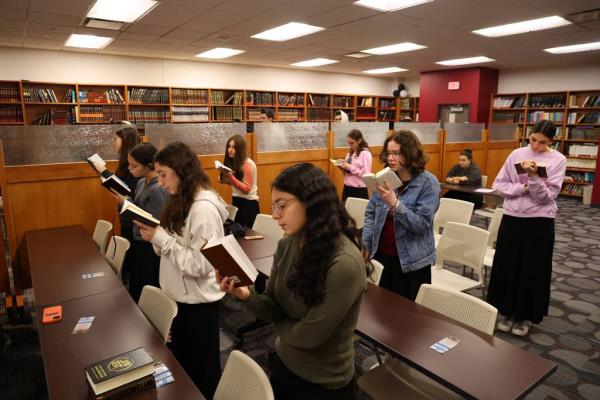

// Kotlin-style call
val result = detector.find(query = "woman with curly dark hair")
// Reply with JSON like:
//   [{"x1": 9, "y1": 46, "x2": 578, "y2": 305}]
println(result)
[
  {"x1": 134, "y1": 141, "x2": 228, "y2": 399},
  {"x1": 219, "y1": 163, "x2": 366, "y2": 400}
]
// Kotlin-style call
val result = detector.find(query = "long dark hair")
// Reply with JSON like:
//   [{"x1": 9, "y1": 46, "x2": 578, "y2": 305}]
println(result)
[
  {"x1": 272, "y1": 163, "x2": 361, "y2": 307},
  {"x1": 533, "y1": 120, "x2": 557, "y2": 139},
  {"x1": 115, "y1": 127, "x2": 140, "y2": 178},
  {"x1": 348, "y1": 129, "x2": 369, "y2": 155},
  {"x1": 460, "y1": 148, "x2": 473, "y2": 161},
  {"x1": 130, "y1": 143, "x2": 157, "y2": 170},
  {"x1": 223, "y1": 134, "x2": 247, "y2": 180},
  {"x1": 380, "y1": 130, "x2": 428, "y2": 174},
  {"x1": 155, "y1": 142, "x2": 211, "y2": 235}
]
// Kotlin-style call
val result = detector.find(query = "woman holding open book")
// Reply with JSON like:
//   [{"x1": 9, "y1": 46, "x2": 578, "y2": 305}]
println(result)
[
  {"x1": 219, "y1": 134, "x2": 260, "y2": 228},
  {"x1": 218, "y1": 163, "x2": 366, "y2": 400},
  {"x1": 134, "y1": 141, "x2": 228, "y2": 399},
  {"x1": 339, "y1": 129, "x2": 372, "y2": 202},
  {"x1": 488, "y1": 120, "x2": 566, "y2": 336},
  {"x1": 362, "y1": 130, "x2": 440, "y2": 301}
]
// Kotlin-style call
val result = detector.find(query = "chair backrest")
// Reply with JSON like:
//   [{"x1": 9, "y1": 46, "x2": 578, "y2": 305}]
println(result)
[
  {"x1": 416, "y1": 284, "x2": 497, "y2": 335},
  {"x1": 214, "y1": 350, "x2": 274, "y2": 400},
  {"x1": 225, "y1": 204, "x2": 238, "y2": 221},
  {"x1": 252, "y1": 214, "x2": 284, "y2": 240},
  {"x1": 105, "y1": 235, "x2": 131, "y2": 278},
  {"x1": 433, "y1": 198, "x2": 474, "y2": 234},
  {"x1": 367, "y1": 259, "x2": 384, "y2": 286},
  {"x1": 345, "y1": 197, "x2": 369, "y2": 229},
  {"x1": 481, "y1": 175, "x2": 488, "y2": 188},
  {"x1": 138, "y1": 285, "x2": 178, "y2": 343},
  {"x1": 487, "y1": 208, "x2": 504, "y2": 247},
  {"x1": 92, "y1": 219, "x2": 113, "y2": 255},
  {"x1": 436, "y1": 222, "x2": 490, "y2": 280}
]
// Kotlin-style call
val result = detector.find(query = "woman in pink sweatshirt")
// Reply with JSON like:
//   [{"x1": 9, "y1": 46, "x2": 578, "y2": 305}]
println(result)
[
  {"x1": 340, "y1": 129, "x2": 372, "y2": 202},
  {"x1": 487, "y1": 120, "x2": 566, "y2": 336}
]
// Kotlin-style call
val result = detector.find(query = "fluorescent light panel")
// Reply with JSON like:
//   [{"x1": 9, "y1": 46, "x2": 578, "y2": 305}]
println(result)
[
  {"x1": 362, "y1": 42, "x2": 426, "y2": 55},
  {"x1": 363, "y1": 67, "x2": 408, "y2": 74},
  {"x1": 436, "y1": 56, "x2": 495, "y2": 66},
  {"x1": 472, "y1": 16, "x2": 571, "y2": 38},
  {"x1": 354, "y1": 0, "x2": 434, "y2": 12},
  {"x1": 544, "y1": 41, "x2": 600, "y2": 54},
  {"x1": 65, "y1": 33, "x2": 113, "y2": 49},
  {"x1": 251, "y1": 22, "x2": 324, "y2": 41},
  {"x1": 195, "y1": 48, "x2": 245, "y2": 59},
  {"x1": 291, "y1": 58, "x2": 338, "y2": 67},
  {"x1": 87, "y1": 0, "x2": 159, "y2": 23}
]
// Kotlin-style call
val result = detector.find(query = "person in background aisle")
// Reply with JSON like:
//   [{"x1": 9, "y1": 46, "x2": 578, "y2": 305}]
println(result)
[
  {"x1": 339, "y1": 129, "x2": 372, "y2": 202},
  {"x1": 334, "y1": 109, "x2": 349, "y2": 122},
  {"x1": 487, "y1": 120, "x2": 566, "y2": 337},
  {"x1": 219, "y1": 134, "x2": 260, "y2": 229},
  {"x1": 135, "y1": 141, "x2": 227, "y2": 399},
  {"x1": 260, "y1": 108, "x2": 274, "y2": 122},
  {"x1": 218, "y1": 163, "x2": 366, "y2": 400},
  {"x1": 362, "y1": 130, "x2": 440, "y2": 301},
  {"x1": 443, "y1": 148, "x2": 483, "y2": 209}
]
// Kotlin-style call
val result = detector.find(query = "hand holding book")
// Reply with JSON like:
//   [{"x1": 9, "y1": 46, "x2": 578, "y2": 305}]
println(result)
[{"x1": 515, "y1": 161, "x2": 548, "y2": 178}]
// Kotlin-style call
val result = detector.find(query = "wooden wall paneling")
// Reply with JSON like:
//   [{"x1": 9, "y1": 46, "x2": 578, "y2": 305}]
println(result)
[
  {"x1": 485, "y1": 141, "x2": 519, "y2": 187},
  {"x1": 198, "y1": 154, "x2": 232, "y2": 204},
  {"x1": 423, "y1": 143, "x2": 442, "y2": 180},
  {"x1": 0, "y1": 141, "x2": 12, "y2": 292}
]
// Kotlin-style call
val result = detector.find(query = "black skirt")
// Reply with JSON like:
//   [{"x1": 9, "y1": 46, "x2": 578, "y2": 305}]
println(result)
[
  {"x1": 232, "y1": 197, "x2": 260, "y2": 229},
  {"x1": 342, "y1": 185, "x2": 369, "y2": 203},
  {"x1": 487, "y1": 214, "x2": 555, "y2": 324}
]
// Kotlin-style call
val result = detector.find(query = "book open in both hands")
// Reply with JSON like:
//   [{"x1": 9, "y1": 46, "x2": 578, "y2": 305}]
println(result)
[
  {"x1": 201, "y1": 234, "x2": 258, "y2": 287},
  {"x1": 214, "y1": 160, "x2": 233, "y2": 173},
  {"x1": 86, "y1": 153, "x2": 131, "y2": 196},
  {"x1": 515, "y1": 162, "x2": 548, "y2": 178},
  {"x1": 121, "y1": 200, "x2": 160, "y2": 227},
  {"x1": 362, "y1": 167, "x2": 403, "y2": 192},
  {"x1": 330, "y1": 159, "x2": 344, "y2": 167},
  {"x1": 86, "y1": 153, "x2": 106, "y2": 174}
]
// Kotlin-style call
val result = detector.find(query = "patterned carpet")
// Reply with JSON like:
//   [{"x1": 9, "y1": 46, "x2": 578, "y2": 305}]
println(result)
[{"x1": 1, "y1": 197, "x2": 599, "y2": 399}]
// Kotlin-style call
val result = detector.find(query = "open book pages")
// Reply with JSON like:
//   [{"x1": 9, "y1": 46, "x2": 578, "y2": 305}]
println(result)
[
  {"x1": 475, "y1": 188, "x2": 496, "y2": 194},
  {"x1": 214, "y1": 160, "x2": 233, "y2": 173},
  {"x1": 330, "y1": 159, "x2": 344, "y2": 167},
  {"x1": 86, "y1": 153, "x2": 106, "y2": 173},
  {"x1": 514, "y1": 162, "x2": 548, "y2": 178},
  {"x1": 120, "y1": 200, "x2": 160, "y2": 227},
  {"x1": 201, "y1": 234, "x2": 258, "y2": 287},
  {"x1": 101, "y1": 174, "x2": 131, "y2": 196},
  {"x1": 362, "y1": 167, "x2": 403, "y2": 192}
]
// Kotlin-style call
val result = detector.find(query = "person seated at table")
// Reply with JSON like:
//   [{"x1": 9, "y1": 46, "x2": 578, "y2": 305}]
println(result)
[
  {"x1": 443, "y1": 148, "x2": 483, "y2": 209},
  {"x1": 339, "y1": 129, "x2": 372, "y2": 202},
  {"x1": 218, "y1": 163, "x2": 366, "y2": 400},
  {"x1": 362, "y1": 130, "x2": 440, "y2": 301},
  {"x1": 134, "y1": 141, "x2": 228, "y2": 399}
]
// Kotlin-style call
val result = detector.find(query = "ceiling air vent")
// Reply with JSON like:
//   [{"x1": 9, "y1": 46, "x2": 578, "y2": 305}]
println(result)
[
  {"x1": 565, "y1": 8, "x2": 600, "y2": 24},
  {"x1": 84, "y1": 18, "x2": 124, "y2": 31}
]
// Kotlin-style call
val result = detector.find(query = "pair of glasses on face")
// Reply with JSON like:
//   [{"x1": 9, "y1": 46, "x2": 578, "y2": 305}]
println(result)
[
  {"x1": 271, "y1": 198, "x2": 295, "y2": 215},
  {"x1": 383, "y1": 151, "x2": 401, "y2": 158}
]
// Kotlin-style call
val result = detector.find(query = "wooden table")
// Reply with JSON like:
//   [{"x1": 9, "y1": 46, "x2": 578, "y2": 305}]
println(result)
[
  {"x1": 356, "y1": 284, "x2": 556, "y2": 400},
  {"x1": 441, "y1": 183, "x2": 504, "y2": 207}
]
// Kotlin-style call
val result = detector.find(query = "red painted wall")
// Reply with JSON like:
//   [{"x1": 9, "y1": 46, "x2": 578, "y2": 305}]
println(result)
[{"x1": 419, "y1": 67, "x2": 499, "y2": 123}]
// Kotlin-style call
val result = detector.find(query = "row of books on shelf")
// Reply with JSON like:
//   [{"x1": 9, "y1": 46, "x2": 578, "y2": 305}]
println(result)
[
  {"x1": 567, "y1": 112, "x2": 600, "y2": 124},
  {"x1": 171, "y1": 106, "x2": 209, "y2": 122},
  {"x1": 0, "y1": 88, "x2": 20, "y2": 102},
  {"x1": 333, "y1": 96, "x2": 353, "y2": 107},
  {"x1": 79, "y1": 89, "x2": 124, "y2": 104},
  {"x1": 568, "y1": 126, "x2": 600, "y2": 140},
  {"x1": 527, "y1": 95, "x2": 565, "y2": 108},
  {"x1": 24, "y1": 88, "x2": 63, "y2": 103},
  {"x1": 0, "y1": 105, "x2": 23, "y2": 123},
  {"x1": 308, "y1": 94, "x2": 329, "y2": 107},
  {"x1": 379, "y1": 99, "x2": 395, "y2": 108},
  {"x1": 277, "y1": 109, "x2": 302, "y2": 121},
  {"x1": 566, "y1": 157, "x2": 596, "y2": 170},
  {"x1": 569, "y1": 94, "x2": 600, "y2": 108},
  {"x1": 359, "y1": 97, "x2": 374, "y2": 107},
  {"x1": 128, "y1": 88, "x2": 169, "y2": 104},
  {"x1": 561, "y1": 184, "x2": 584, "y2": 196},
  {"x1": 378, "y1": 110, "x2": 395, "y2": 120},
  {"x1": 564, "y1": 172, "x2": 595, "y2": 183},
  {"x1": 172, "y1": 89, "x2": 208, "y2": 104},
  {"x1": 246, "y1": 91, "x2": 274, "y2": 106},
  {"x1": 129, "y1": 110, "x2": 170, "y2": 125},
  {"x1": 307, "y1": 108, "x2": 330, "y2": 120},
  {"x1": 567, "y1": 144, "x2": 598, "y2": 157},
  {"x1": 211, "y1": 91, "x2": 243, "y2": 105},
  {"x1": 527, "y1": 111, "x2": 564, "y2": 123},
  {"x1": 33, "y1": 108, "x2": 75, "y2": 125},
  {"x1": 79, "y1": 106, "x2": 126, "y2": 123},
  {"x1": 212, "y1": 106, "x2": 243, "y2": 120},
  {"x1": 493, "y1": 96, "x2": 526, "y2": 109},
  {"x1": 278, "y1": 94, "x2": 303, "y2": 106}
]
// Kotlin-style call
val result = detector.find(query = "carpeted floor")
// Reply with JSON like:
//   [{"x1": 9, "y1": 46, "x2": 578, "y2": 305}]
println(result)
[{"x1": 1, "y1": 197, "x2": 599, "y2": 399}]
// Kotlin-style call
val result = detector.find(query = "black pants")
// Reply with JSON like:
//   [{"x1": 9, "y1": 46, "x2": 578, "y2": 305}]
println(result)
[
  {"x1": 342, "y1": 185, "x2": 369, "y2": 203},
  {"x1": 374, "y1": 251, "x2": 431, "y2": 301},
  {"x1": 128, "y1": 240, "x2": 160, "y2": 303},
  {"x1": 270, "y1": 354, "x2": 356, "y2": 400},
  {"x1": 171, "y1": 301, "x2": 221, "y2": 399},
  {"x1": 232, "y1": 197, "x2": 260, "y2": 229},
  {"x1": 120, "y1": 223, "x2": 135, "y2": 281},
  {"x1": 443, "y1": 189, "x2": 483, "y2": 209}
]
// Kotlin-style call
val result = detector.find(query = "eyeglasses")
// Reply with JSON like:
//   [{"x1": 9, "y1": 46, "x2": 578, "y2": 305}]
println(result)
[
  {"x1": 271, "y1": 198, "x2": 295, "y2": 215},
  {"x1": 383, "y1": 151, "x2": 402, "y2": 158}
]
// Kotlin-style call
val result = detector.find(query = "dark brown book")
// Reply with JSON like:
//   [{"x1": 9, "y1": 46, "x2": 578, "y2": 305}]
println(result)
[
  {"x1": 514, "y1": 162, "x2": 548, "y2": 178},
  {"x1": 120, "y1": 200, "x2": 160, "y2": 227},
  {"x1": 88, "y1": 373, "x2": 156, "y2": 400},
  {"x1": 200, "y1": 234, "x2": 258, "y2": 287}
]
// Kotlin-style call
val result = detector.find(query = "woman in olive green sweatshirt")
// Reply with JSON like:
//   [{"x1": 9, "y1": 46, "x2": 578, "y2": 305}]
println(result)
[{"x1": 219, "y1": 163, "x2": 366, "y2": 400}]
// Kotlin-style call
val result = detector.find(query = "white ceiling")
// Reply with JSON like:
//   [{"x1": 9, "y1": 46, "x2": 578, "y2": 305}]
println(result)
[{"x1": 0, "y1": 0, "x2": 599, "y2": 77}]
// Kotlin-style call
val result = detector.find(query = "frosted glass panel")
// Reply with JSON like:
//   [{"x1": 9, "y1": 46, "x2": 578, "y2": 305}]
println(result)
[
  {"x1": 0, "y1": 125, "x2": 119, "y2": 166},
  {"x1": 332, "y1": 122, "x2": 390, "y2": 147},
  {"x1": 445, "y1": 123, "x2": 484, "y2": 143},
  {"x1": 395, "y1": 122, "x2": 441, "y2": 144},
  {"x1": 256, "y1": 123, "x2": 328, "y2": 152},
  {"x1": 145, "y1": 123, "x2": 246, "y2": 155},
  {"x1": 489, "y1": 123, "x2": 519, "y2": 141}
]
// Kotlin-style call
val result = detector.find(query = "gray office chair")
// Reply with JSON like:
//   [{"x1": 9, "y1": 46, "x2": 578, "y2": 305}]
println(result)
[
  {"x1": 92, "y1": 219, "x2": 113, "y2": 255},
  {"x1": 214, "y1": 350, "x2": 274, "y2": 400},
  {"x1": 138, "y1": 285, "x2": 178, "y2": 343},
  {"x1": 105, "y1": 235, "x2": 130, "y2": 278}
]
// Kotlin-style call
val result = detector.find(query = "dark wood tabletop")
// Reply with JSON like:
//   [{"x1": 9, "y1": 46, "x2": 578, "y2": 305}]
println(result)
[
  {"x1": 441, "y1": 183, "x2": 503, "y2": 198},
  {"x1": 36, "y1": 287, "x2": 204, "y2": 400},
  {"x1": 357, "y1": 284, "x2": 556, "y2": 400},
  {"x1": 237, "y1": 232, "x2": 279, "y2": 261}
]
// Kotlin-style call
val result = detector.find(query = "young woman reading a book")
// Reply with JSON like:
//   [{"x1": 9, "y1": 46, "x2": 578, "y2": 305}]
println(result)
[
  {"x1": 218, "y1": 163, "x2": 366, "y2": 400},
  {"x1": 219, "y1": 134, "x2": 260, "y2": 228},
  {"x1": 339, "y1": 129, "x2": 372, "y2": 202},
  {"x1": 134, "y1": 141, "x2": 228, "y2": 398},
  {"x1": 362, "y1": 130, "x2": 440, "y2": 300},
  {"x1": 443, "y1": 148, "x2": 483, "y2": 208},
  {"x1": 487, "y1": 120, "x2": 566, "y2": 336}
]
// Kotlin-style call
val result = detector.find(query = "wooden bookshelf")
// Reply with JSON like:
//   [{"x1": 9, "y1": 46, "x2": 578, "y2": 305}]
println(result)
[{"x1": 398, "y1": 97, "x2": 419, "y2": 122}]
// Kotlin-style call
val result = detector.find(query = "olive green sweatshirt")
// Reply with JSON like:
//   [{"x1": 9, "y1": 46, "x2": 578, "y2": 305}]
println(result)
[{"x1": 248, "y1": 234, "x2": 366, "y2": 389}]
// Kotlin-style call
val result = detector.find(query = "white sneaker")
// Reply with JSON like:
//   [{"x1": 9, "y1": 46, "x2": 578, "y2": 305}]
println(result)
[
  {"x1": 511, "y1": 320, "x2": 532, "y2": 336},
  {"x1": 496, "y1": 315, "x2": 514, "y2": 332}
]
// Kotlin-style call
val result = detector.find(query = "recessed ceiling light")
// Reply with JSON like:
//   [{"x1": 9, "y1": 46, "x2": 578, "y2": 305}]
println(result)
[
  {"x1": 345, "y1": 52, "x2": 371, "y2": 58},
  {"x1": 544, "y1": 41, "x2": 600, "y2": 54},
  {"x1": 195, "y1": 48, "x2": 246, "y2": 59},
  {"x1": 65, "y1": 33, "x2": 113, "y2": 49},
  {"x1": 291, "y1": 58, "x2": 339, "y2": 67},
  {"x1": 363, "y1": 67, "x2": 408, "y2": 74},
  {"x1": 353, "y1": 0, "x2": 434, "y2": 12},
  {"x1": 87, "y1": 0, "x2": 159, "y2": 23},
  {"x1": 251, "y1": 22, "x2": 325, "y2": 42},
  {"x1": 436, "y1": 56, "x2": 495, "y2": 66},
  {"x1": 472, "y1": 16, "x2": 571, "y2": 38},
  {"x1": 362, "y1": 42, "x2": 426, "y2": 55}
]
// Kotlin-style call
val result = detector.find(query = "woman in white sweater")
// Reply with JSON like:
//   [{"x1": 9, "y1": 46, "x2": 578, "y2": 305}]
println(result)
[{"x1": 135, "y1": 141, "x2": 228, "y2": 399}]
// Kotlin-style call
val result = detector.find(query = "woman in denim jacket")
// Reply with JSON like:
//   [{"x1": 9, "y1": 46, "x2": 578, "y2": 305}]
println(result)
[{"x1": 362, "y1": 130, "x2": 440, "y2": 300}]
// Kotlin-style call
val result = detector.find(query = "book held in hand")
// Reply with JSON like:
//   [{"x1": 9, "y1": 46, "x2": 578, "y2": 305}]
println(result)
[
  {"x1": 201, "y1": 234, "x2": 258, "y2": 287},
  {"x1": 214, "y1": 160, "x2": 233, "y2": 173},
  {"x1": 101, "y1": 174, "x2": 131, "y2": 197},
  {"x1": 514, "y1": 162, "x2": 548, "y2": 178},
  {"x1": 362, "y1": 167, "x2": 403, "y2": 192},
  {"x1": 85, "y1": 153, "x2": 106, "y2": 174},
  {"x1": 120, "y1": 200, "x2": 160, "y2": 227},
  {"x1": 85, "y1": 347, "x2": 155, "y2": 399},
  {"x1": 330, "y1": 158, "x2": 344, "y2": 167}
]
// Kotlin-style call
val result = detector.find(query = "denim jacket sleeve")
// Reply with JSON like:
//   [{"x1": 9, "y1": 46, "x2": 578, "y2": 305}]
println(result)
[
  {"x1": 362, "y1": 195, "x2": 377, "y2": 257},
  {"x1": 393, "y1": 175, "x2": 440, "y2": 234}
]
